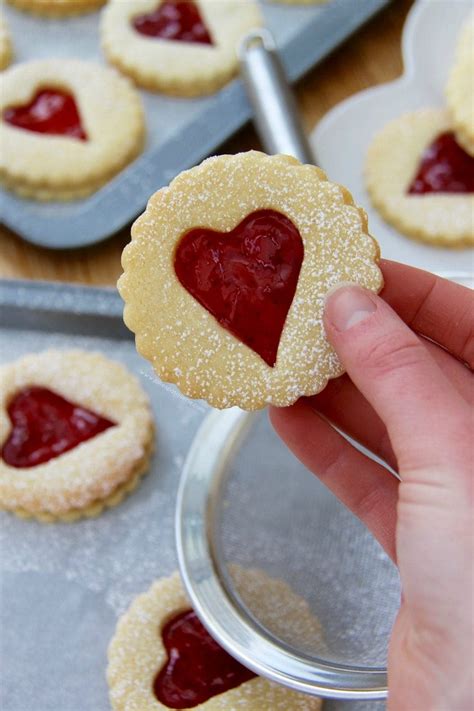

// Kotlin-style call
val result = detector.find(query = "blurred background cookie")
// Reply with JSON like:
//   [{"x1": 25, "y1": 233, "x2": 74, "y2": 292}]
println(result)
[
  {"x1": 0, "y1": 59, "x2": 145, "y2": 200},
  {"x1": 101, "y1": 0, "x2": 263, "y2": 96}
]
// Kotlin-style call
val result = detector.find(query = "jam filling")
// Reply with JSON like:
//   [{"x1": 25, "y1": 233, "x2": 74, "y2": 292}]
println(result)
[
  {"x1": 174, "y1": 209, "x2": 304, "y2": 367},
  {"x1": 132, "y1": 1, "x2": 213, "y2": 44},
  {"x1": 3, "y1": 89, "x2": 87, "y2": 140},
  {"x1": 153, "y1": 609, "x2": 256, "y2": 709},
  {"x1": 408, "y1": 131, "x2": 474, "y2": 194},
  {"x1": 1, "y1": 387, "x2": 115, "y2": 468}
]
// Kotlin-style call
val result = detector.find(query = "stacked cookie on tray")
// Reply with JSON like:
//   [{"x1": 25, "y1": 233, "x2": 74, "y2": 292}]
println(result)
[{"x1": 365, "y1": 14, "x2": 474, "y2": 248}]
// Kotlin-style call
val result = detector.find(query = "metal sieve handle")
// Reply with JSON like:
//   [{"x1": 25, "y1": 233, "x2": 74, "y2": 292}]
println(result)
[{"x1": 239, "y1": 29, "x2": 314, "y2": 164}]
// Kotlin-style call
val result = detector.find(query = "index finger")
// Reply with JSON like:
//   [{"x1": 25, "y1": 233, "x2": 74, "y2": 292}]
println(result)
[{"x1": 380, "y1": 259, "x2": 474, "y2": 369}]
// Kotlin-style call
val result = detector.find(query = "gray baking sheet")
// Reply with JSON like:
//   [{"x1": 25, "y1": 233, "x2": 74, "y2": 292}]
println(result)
[
  {"x1": 1, "y1": 0, "x2": 391, "y2": 249},
  {"x1": 0, "y1": 279, "x2": 388, "y2": 710}
]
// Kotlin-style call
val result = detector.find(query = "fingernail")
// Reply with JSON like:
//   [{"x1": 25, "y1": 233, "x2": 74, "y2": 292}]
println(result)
[{"x1": 325, "y1": 285, "x2": 377, "y2": 332}]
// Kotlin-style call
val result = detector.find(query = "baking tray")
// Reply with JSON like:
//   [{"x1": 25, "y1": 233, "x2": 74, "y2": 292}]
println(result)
[
  {"x1": 1, "y1": 0, "x2": 391, "y2": 250},
  {"x1": 0, "y1": 278, "x2": 389, "y2": 711}
]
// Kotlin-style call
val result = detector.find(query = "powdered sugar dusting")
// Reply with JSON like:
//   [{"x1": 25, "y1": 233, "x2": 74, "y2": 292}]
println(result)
[
  {"x1": 107, "y1": 569, "x2": 323, "y2": 710},
  {"x1": 120, "y1": 151, "x2": 382, "y2": 410}
]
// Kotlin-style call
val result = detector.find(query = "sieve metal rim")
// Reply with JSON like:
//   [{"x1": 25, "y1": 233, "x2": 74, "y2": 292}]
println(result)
[{"x1": 176, "y1": 407, "x2": 389, "y2": 699}]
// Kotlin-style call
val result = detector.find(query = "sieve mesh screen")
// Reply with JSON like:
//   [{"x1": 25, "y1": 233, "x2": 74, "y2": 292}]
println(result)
[{"x1": 211, "y1": 412, "x2": 400, "y2": 668}]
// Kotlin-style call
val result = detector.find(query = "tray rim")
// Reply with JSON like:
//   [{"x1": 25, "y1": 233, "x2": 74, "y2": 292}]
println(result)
[{"x1": 1, "y1": 0, "x2": 391, "y2": 251}]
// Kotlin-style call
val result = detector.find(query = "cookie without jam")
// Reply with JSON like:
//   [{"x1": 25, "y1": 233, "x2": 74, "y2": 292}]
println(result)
[
  {"x1": 107, "y1": 568, "x2": 323, "y2": 710},
  {"x1": 101, "y1": 0, "x2": 263, "y2": 96},
  {"x1": 119, "y1": 151, "x2": 382, "y2": 411},
  {"x1": 0, "y1": 59, "x2": 145, "y2": 201},
  {"x1": 365, "y1": 108, "x2": 474, "y2": 247},
  {"x1": 0, "y1": 350, "x2": 154, "y2": 522}
]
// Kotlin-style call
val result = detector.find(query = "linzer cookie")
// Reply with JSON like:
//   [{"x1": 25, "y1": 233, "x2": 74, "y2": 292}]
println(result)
[
  {"x1": 0, "y1": 15, "x2": 12, "y2": 70},
  {"x1": 0, "y1": 350, "x2": 154, "y2": 523},
  {"x1": 119, "y1": 151, "x2": 382, "y2": 411},
  {"x1": 365, "y1": 109, "x2": 474, "y2": 247},
  {"x1": 446, "y1": 16, "x2": 474, "y2": 157},
  {"x1": 6, "y1": 0, "x2": 105, "y2": 17},
  {"x1": 0, "y1": 59, "x2": 145, "y2": 201},
  {"x1": 107, "y1": 568, "x2": 323, "y2": 710},
  {"x1": 101, "y1": 0, "x2": 262, "y2": 96}
]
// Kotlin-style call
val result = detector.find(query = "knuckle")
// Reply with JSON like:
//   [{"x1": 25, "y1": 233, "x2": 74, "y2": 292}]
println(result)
[
  {"x1": 363, "y1": 332, "x2": 427, "y2": 379},
  {"x1": 354, "y1": 485, "x2": 386, "y2": 522}
]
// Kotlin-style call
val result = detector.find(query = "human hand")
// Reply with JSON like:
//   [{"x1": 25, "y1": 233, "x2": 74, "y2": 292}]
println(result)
[{"x1": 270, "y1": 260, "x2": 473, "y2": 710}]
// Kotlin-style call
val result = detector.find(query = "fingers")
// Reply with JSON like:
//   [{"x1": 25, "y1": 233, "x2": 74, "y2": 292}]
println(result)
[
  {"x1": 323, "y1": 285, "x2": 472, "y2": 478},
  {"x1": 269, "y1": 401, "x2": 398, "y2": 560},
  {"x1": 380, "y1": 259, "x2": 474, "y2": 369},
  {"x1": 307, "y1": 338, "x2": 473, "y2": 472},
  {"x1": 306, "y1": 374, "x2": 397, "y2": 470}
]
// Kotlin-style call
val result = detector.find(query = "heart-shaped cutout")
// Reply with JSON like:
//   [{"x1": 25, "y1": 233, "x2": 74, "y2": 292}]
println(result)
[
  {"x1": 408, "y1": 131, "x2": 474, "y2": 194},
  {"x1": 3, "y1": 89, "x2": 87, "y2": 141},
  {"x1": 1, "y1": 387, "x2": 115, "y2": 468},
  {"x1": 154, "y1": 609, "x2": 255, "y2": 708},
  {"x1": 132, "y1": 1, "x2": 213, "y2": 45},
  {"x1": 174, "y1": 209, "x2": 304, "y2": 367}
]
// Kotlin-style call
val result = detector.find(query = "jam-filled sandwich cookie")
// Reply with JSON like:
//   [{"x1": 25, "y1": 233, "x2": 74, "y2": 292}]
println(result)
[
  {"x1": 6, "y1": 0, "x2": 105, "y2": 17},
  {"x1": 119, "y1": 151, "x2": 382, "y2": 411},
  {"x1": 107, "y1": 568, "x2": 323, "y2": 710},
  {"x1": 0, "y1": 350, "x2": 154, "y2": 523},
  {"x1": 446, "y1": 16, "x2": 474, "y2": 157},
  {"x1": 365, "y1": 109, "x2": 474, "y2": 247},
  {"x1": 0, "y1": 16, "x2": 12, "y2": 70},
  {"x1": 0, "y1": 59, "x2": 145, "y2": 201},
  {"x1": 101, "y1": 0, "x2": 262, "y2": 96}
]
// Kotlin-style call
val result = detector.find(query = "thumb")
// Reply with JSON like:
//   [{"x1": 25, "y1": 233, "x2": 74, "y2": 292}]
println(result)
[{"x1": 323, "y1": 284, "x2": 470, "y2": 479}]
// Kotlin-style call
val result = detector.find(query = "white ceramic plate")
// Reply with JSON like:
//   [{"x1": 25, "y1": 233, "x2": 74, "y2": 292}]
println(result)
[{"x1": 311, "y1": 0, "x2": 473, "y2": 275}]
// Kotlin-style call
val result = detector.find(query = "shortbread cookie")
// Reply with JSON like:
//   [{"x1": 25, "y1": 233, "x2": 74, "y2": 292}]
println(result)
[
  {"x1": 6, "y1": 0, "x2": 105, "y2": 17},
  {"x1": 365, "y1": 109, "x2": 474, "y2": 247},
  {"x1": 107, "y1": 568, "x2": 323, "y2": 710},
  {"x1": 101, "y1": 0, "x2": 263, "y2": 96},
  {"x1": 0, "y1": 59, "x2": 145, "y2": 201},
  {"x1": 0, "y1": 15, "x2": 12, "y2": 70},
  {"x1": 446, "y1": 16, "x2": 474, "y2": 156},
  {"x1": 119, "y1": 151, "x2": 382, "y2": 411},
  {"x1": 0, "y1": 350, "x2": 154, "y2": 522}
]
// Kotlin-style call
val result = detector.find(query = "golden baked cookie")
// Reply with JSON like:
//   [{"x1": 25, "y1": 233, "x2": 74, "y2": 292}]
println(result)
[
  {"x1": 365, "y1": 108, "x2": 474, "y2": 247},
  {"x1": 446, "y1": 15, "x2": 474, "y2": 156},
  {"x1": 107, "y1": 568, "x2": 323, "y2": 710},
  {"x1": 6, "y1": 0, "x2": 105, "y2": 18},
  {"x1": 0, "y1": 14, "x2": 12, "y2": 70},
  {"x1": 0, "y1": 59, "x2": 145, "y2": 201},
  {"x1": 101, "y1": 0, "x2": 263, "y2": 96},
  {"x1": 0, "y1": 350, "x2": 154, "y2": 523},
  {"x1": 119, "y1": 151, "x2": 382, "y2": 411}
]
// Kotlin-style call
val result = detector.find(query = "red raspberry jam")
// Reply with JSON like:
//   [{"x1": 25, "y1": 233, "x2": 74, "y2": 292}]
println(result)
[
  {"x1": 1, "y1": 387, "x2": 115, "y2": 468},
  {"x1": 174, "y1": 209, "x2": 304, "y2": 367},
  {"x1": 408, "y1": 132, "x2": 474, "y2": 194},
  {"x1": 132, "y1": 1, "x2": 213, "y2": 44},
  {"x1": 154, "y1": 609, "x2": 256, "y2": 708},
  {"x1": 3, "y1": 89, "x2": 87, "y2": 141}
]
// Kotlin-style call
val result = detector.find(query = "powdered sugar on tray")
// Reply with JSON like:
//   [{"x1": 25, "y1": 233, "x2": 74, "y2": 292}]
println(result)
[{"x1": 0, "y1": 327, "x2": 205, "y2": 710}]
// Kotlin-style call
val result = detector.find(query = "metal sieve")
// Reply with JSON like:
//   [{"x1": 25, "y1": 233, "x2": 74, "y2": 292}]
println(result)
[{"x1": 176, "y1": 408, "x2": 400, "y2": 700}]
